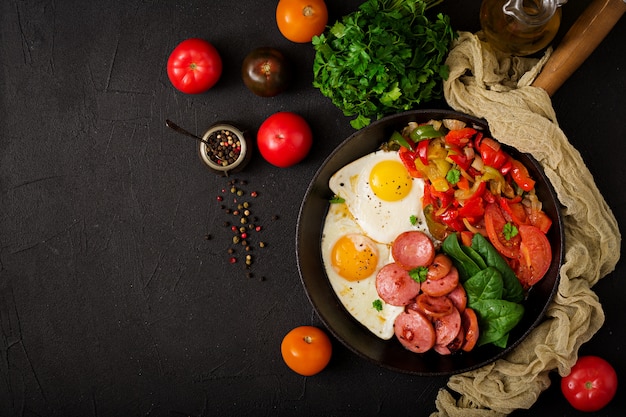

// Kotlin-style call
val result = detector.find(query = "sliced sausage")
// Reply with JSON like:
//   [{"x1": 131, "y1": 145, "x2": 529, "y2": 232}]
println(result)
[
  {"x1": 375, "y1": 263, "x2": 420, "y2": 306},
  {"x1": 427, "y1": 253, "x2": 453, "y2": 281},
  {"x1": 391, "y1": 231, "x2": 435, "y2": 270},
  {"x1": 433, "y1": 330, "x2": 465, "y2": 356},
  {"x1": 421, "y1": 266, "x2": 460, "y2": 297},
  {"x1": 461, "y1": 307, "x2": 480, "y2": 352},
  {"x1": 394, "y1": 309, "x2": 436, "y2": 354},
  {"x1": 415, "y1": 293, "x2": 454, "y2": 319},
  {"x1": 446, "y1": 284, "x2": 467, "y2": 313},
  {"x1": 433, "y1": 306, "x2": 462, "y2": 347}
]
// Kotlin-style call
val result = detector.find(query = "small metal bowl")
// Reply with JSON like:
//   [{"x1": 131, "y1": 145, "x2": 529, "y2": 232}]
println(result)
[{"x1": 198, "y1": 123, "x2": 252, "y2": 176}]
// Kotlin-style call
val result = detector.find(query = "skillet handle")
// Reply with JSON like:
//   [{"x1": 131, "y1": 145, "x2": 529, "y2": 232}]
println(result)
[{"x1": 532, "y1": 0, "x2": 626, "y2": 96}]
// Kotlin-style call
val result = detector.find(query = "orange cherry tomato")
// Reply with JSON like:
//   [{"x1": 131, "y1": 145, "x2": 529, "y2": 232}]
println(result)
[
  {"x1": 281, "y1": 326, "x2": 332, "y2": 376},
  {"x1": 276, "y1": 0, "x2": 328, "y2": 43}
]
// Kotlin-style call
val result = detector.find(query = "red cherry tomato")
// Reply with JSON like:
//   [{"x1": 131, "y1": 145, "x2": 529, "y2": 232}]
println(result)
[
  {"x1": 281, "y1": 326, "x2": 332, "y2": 376},
  {"x1": 561, "y1": 355, "x2": 618, "y2": 412},
  {"x1": 167, "y1": 38, "x2": 222, "y2": 94},
  {"x1": 256, "y1": 112, "x2": 313, "y2": 167}
]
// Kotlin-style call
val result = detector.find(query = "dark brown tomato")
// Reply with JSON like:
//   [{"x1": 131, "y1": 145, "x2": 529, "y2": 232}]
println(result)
[
  {"x1": 393, "y1": 309, "x2": 436, "y2": 354},
  {"x1": 241, "y1": 47, "x2": 291, "y2": 97}
]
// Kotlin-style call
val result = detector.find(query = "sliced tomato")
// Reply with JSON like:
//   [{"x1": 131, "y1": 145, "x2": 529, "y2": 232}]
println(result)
[
  {"x1": 499, "y1": 198, "x2": 528, "y2": 225},
  {"x1": 484, "y1": 203, "x2": 521, "y2": 259},
  {"x1": 515, "y1": 224, "x2": 552, "y2": 287},
  {"x1": 526, "y1": 206, "x2": 552, "y2": 233}
]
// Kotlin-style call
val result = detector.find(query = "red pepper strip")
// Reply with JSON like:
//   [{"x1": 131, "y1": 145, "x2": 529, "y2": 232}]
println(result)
[
  {"x1": 417, "y1": 139, "x2": 430, "y2": 166},
  {"x1": 422, "y1": 182, "x2": 435, "y2": 207},
  {"x1": 510, "y1": 159, "x2": 536, "y2": 192},
  {"x1": 447, "y1": 145, "x2": 471, "y2": 170},
  {"x1": 398, "y1": 146, "x2": 422, "y2": 178},
  {"x1": 479, "y1": 137, "x2": 509, "y2": 169},
  {"x1": 483, "y1": 190, "x2": 497, "y2": 204},
  {"x1": 473, "y1": 131, "x2": 484, "y2": 149},
  {"x1": 499, "y1": 159, "x2": 513, "y2": 175},
  {"x1": 458, "y1": 195, "x2": 485, "y2": 219},
  {"x1": 499, "y1": 197, "x2": 528, "y2": 225},
  {"x1": 430, "y1": 187, "x2": 455, "y2": 209},
  {"x1": 445, "y1": 127, "x2": 477, "y2": 147},
  {"x1": 437, "y1": 207, "x2": 465, "y2": 232}
]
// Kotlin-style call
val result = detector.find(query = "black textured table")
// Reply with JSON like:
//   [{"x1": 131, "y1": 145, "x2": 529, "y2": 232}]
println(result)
[{"x1": 1, "y1": 1, "x2": 624, "y2": 416}]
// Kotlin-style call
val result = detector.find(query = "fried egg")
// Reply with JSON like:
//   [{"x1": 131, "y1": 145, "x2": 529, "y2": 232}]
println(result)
[
  {"x1": 328, "y1": 150, "x2": 427, "y2": 244},
  {"x1": 321, "y1": 202, "x2": 404, "y2": 339}
]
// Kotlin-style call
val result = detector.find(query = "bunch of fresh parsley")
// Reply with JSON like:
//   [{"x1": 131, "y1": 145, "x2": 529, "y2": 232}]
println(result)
[{"x1": 312, "y1": 0, "x2": 456, "y2": 129}]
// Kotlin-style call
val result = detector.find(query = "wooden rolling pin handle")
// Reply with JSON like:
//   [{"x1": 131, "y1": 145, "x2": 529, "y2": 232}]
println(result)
[{"x1": 532, "y1": 0, "x2": 626, "y2": 96}]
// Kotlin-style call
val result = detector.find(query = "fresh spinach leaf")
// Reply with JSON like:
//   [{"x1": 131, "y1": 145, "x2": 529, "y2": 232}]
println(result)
[
  {"x1": 442, "y1": 233, "x2": 482, "y2": 281},
  {"x1": 471, "y1": 299, "x2": 524, "y2": 347},
  {"x1": 464, "y1": 267, "x2": 503, "y2": 303},
  {"x1": 471, "y1": 233, "x2": 524, "y2": 303},
  {"x1": 461, "y1": 244, "x2": 488, "y2": 270}
]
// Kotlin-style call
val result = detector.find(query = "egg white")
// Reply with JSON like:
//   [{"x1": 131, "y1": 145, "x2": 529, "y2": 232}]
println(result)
[
  {"x1": 321, "y1": 200, "x2": 404, "y2": 340},
  {"x1": 328, "y1": 150, "x2": 428, "y2": 244}
]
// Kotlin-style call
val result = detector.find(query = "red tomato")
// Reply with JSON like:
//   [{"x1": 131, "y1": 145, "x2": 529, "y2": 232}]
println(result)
[
  {"x1": 515, "y1": 224, "x2": 552, "y2": 287},
  {"x1": 561, "y1": 356, "x2": 618, "y2": 412},
  {"x1": 276, "y1": 0, "x2": 328, "y2": 43},
  {"x1": 167, "y1": 38, "x2": 222, "y2": 94},
  {"x1": 484, "y1": 203, "x2": 521, "y2": 259},
  {"x1": 257, "y1": 112, "x2": 313, "y2": 167},
  {"x1": 281, "y1": 326, "x2": 332, "y2": 376}
]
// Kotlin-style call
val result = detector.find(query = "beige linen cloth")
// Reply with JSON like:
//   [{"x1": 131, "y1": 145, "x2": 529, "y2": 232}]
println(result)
[{"x1": 431, "y1": 31, "x2": 622, "y2": 416}]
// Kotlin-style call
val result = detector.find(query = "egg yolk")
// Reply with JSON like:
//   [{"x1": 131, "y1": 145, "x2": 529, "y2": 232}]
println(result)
[
  {"x1": 369, "y1": 160, "x2": 412, "y2": 201},
  {"x1": 331, "y1": 234, "x2": 379, "y2": 281}
]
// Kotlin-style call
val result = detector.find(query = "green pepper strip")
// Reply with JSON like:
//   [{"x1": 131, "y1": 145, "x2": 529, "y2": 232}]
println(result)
[{"x1": 409, "y1": 124, "x2": 444, "y2": 142}]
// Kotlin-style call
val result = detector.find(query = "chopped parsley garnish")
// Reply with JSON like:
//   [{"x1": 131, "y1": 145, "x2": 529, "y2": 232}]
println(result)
[
  {"x1": 409, "y1": 266, "x2": 429, "y2": 283},
  {"x1": 503, "y1": 222, "x2": 519, "y2": 240},
  {"x1": 329, "y1": 195, "x2": 345, "y2": 204},
  {"x1": 446, "y1": 168, "x2": 461, "y2": 185},
  {"x1": 372, "y1": 299, "x2": 383, "y2": 311},
  {"x1": 409, "y1": 214, "x2": 418, "y2": 225}
]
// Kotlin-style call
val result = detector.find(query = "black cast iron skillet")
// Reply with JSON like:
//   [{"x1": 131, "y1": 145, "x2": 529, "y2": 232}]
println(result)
[{"x1": 296, "y1": 109, "x2": 564, "y2": 376}]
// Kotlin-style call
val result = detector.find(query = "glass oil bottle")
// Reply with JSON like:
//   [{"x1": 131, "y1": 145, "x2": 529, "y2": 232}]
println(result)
[{"x1": 480, "y1": 0, "x2": 566, "y2": 56}]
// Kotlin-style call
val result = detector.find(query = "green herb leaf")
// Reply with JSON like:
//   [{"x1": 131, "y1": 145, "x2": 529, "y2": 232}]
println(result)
[
  {"x1": 446, "y1": 168, "x2": 461, "y2": 185},
  {"x1": 409, "y1": 266, "x2": 429, "y2": 283},
  {"x1": 503, "y1": 222, "x2": 519, "y2": 240},
  {"x1": 313, "y1": 0, "x2": 456, "y2": 129},
  {"x1": 329, "y1": 195, "x2": 345, "y2": 204},
  {"x1": 409, "y1": 214, "x2": 418, "y2": 225},
  {"x1": 372, "y1": 299, "x2": 383, "y2": 311}
]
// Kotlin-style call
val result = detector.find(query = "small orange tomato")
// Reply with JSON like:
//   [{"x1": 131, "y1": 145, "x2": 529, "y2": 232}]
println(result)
[
  {"x1": 281, "y1": 326, "x2": 332, "y2": 376},
  {"x1": 276, "y1": 0, "x2": 328, "y2": 43}
]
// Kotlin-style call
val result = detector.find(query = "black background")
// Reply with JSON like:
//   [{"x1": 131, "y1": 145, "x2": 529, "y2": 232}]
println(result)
[{"x1": 1, "y1": 1, "x2": 624, "y2": 416}]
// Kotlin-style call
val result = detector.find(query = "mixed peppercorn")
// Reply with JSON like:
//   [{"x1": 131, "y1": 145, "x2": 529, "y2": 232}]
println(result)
[{"x1": 209, "y1": 178, "x2": 278, "y2": 280}]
